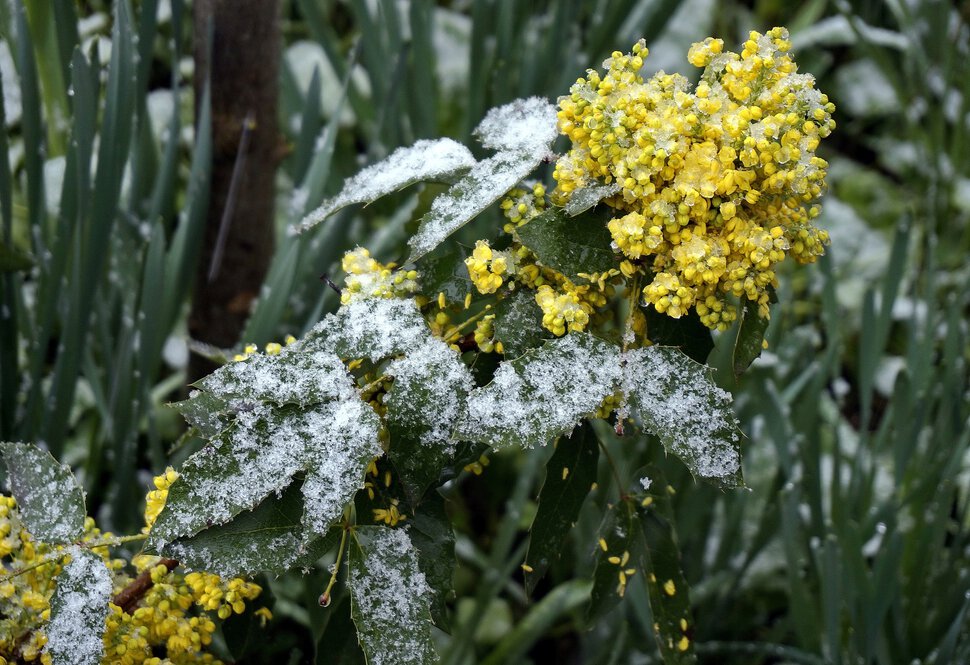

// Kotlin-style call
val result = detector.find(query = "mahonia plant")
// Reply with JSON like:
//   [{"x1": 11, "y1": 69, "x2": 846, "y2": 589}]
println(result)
[{"x1": 4, "y1": 30, "x2": 833, "y2": 665}]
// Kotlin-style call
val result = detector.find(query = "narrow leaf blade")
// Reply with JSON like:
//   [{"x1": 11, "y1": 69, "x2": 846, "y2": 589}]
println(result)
[{"x1": 525, "y1": 422, "x2": 599, "y2": 594}]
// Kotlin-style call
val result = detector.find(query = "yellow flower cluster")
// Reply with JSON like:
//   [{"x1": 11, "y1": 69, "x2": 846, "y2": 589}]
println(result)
[
  {"x1": 465, "y1": 241, "x2": 514, "y2": 295},
  {"x1": 340, "y1": 247, "x2": 418, "y2": 305},
  {"x1": 473, "y1": 314, "x2": 502, "y2": 354},
  {"x1": 0, "y1": 469, "x2": 268, "y2": 665},
  {"x1": 554, "y1": 29, "x2": 834, "y2": 328}
]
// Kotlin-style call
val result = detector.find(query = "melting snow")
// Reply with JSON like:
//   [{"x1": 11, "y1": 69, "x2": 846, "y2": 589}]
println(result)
[{"x1": 45, "y1": 548, "x2": 111, "y2": 665}]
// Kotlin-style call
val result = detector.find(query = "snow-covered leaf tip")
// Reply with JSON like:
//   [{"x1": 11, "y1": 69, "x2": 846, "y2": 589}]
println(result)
[
  {"x1": 407, "y1": 98, "x2": 558, "y2": 262},
  {"x1": 0, "y1": 442, "x2": 85, "y2": 543},
  {"x1": 348, "y1": 526, "x2": 439, "y2": 665},
  {"x1": 45, "y1": 547, "x2": 112, "y2": 665},
  {"x1": 292, "y1": 138, "x2": 476, "y2": 234},
  {"x1": 623, "y1": 346, "x2": 743, "y2": 489}
]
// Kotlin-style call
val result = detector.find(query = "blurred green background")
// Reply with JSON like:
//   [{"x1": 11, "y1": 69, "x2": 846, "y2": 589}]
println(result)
[{"x1": 1, "y1": 1, "x2": 968, "y2": 663}]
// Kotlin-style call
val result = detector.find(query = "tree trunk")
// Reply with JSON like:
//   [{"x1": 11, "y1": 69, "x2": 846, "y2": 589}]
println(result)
[{"x1": 189, "y1": 0, "x2": 280, "y2": 381}]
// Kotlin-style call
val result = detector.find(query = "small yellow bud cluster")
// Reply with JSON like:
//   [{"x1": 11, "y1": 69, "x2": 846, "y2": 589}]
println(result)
[
  {"x1": 143, "y1": 466, "x2": 179, "y2": 531},
  {"x1": 535, "y1": 284, "x2": 591, "y2": 336},
  {"x1": 184, "y1": 573, "x2": 262, "y2": 620},
  {"x1": 462, "y1": 454, "x2": 490, "y2": 476},
  {"x1": 465, "y1": 240, "x2": 515, "y2": 295},
  {"x1": 340, "y1": 247, "x2": 418, "y2": 305},
  {"x1": 554, "y1": 28, "x2": 834, "y2": 329},
  {"x1": 500, "y1": 182, "x2": 547, "y2": 233},
  {"x1": 473, "y1": 315, "x2": 503, "y2": 354}
]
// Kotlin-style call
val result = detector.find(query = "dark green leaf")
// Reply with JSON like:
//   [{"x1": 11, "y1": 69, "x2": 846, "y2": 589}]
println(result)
[
  {"x1": 385, "y1": 337, "x2": 473, "y2": 503},
  {"x1": 46, "y1": 548, "x2": 111, "y2": 665},
  {"x1": 152, "y1": 396, "x2": 381, "y2": 548},
  {"x1": 408, "y1": 490, "x2": 455, "y2": 631},
  {"x1": 516, "y1": 207, "x2": 617, "y2": 281},
  {"x1": 492, "y1": 290, "x2": 550, "y2": 358},
  {"x1": 643, "y1": 306, "x2": 713, "y2": 365},
  {"x1": 586, "y1": 499, "x2": 636, "y2": 624},
  {"x1": 348, "y1": 526, "x2": 439, "y2": 664},
  {"x1": 301, "y1": 298, "x2": 432, "y2": 362},
  {"x1": 169, "y1": 391, "x2": 232, "y2": 439},
  {"x1": 525, "y1": 422, "x2": 600, "y2": 595},
  {"x1": 415, "y1": 244, "x2": 474, "y2": 303},
  {"x1": 161, "y1": 480, "x2": 340, "y2": 578},
  {"x1": 0, "y1": 241, "x2": 33, "y2": 272},
  {"x1": 623, "y1": 346, "x2": 744, "y2": 489},
  {"x1": 0, "y1": 442, "x2": 85, "y2": 543},
  {"x1": 732, "y1": 298, "x2": 770, "y2": 377},
  {"x1": 630, "y1": 469, "x2": 696, "y2": 664},
  {"x1": 458, "y1": 333, "x2": 621, "y2": 448}
]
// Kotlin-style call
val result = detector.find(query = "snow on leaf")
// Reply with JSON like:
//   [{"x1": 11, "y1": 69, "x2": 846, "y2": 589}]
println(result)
[
  {"x1": 473, "y1": 96, "x2": 558, "y2": 154},
  {"x1": 385, "y1": 337, "x2": 474, "y2": 452},
  {"x1": 407, "y1": 98, "x2": 559, "y2": 262},
  {"x1": 385, "y1": 338, "x2": 475, "y2": 502},
  {"x1": 196, "y1": 348, "x2": 357, "y2": 406},
  {"x1": 622, "y1": 346, "x2": 743, "y2": 489},
  {"x1": 292, "y1": 138, "x2": 476, "y2": 234},
  {"x1": 162, "y1": 483, "x2": 339, "y2": 578},
  {"x1": 564, "y1": 183, "x2": 620, "y2": 216},
  {"x1": 0, "y1": 442, "x2": 85, "y2": 543},
  {"x1": 348, "y1": 527, "x2": 439, "y2": 665},
  {"x1": 45, "y1": 547, "x2": 111, "y2": 665},
  {"x1": 407, "y1": 150, "x2": 539, "y2": 262},
  {"x1": 300, "y1": 298, "x2": 430, "y2": 362},
  {"x1": 152, "y1": 398, "x2": 381, "y2": 549},
  {"x1": 457, "y1": 333, "x2": 622, "y2": 448}
]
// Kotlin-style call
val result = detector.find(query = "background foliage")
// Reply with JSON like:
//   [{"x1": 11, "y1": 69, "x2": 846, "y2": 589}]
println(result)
[{"x1": 1, "y1": 0, "x2": 968, "y2": 663}]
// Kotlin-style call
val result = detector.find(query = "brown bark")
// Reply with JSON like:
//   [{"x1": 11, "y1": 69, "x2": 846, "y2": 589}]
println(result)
[{"x1": 189, "y1": 0, "x2": 281, "y2": 381}]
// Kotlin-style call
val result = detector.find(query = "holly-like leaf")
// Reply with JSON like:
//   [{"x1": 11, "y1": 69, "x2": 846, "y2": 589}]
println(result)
[
  {"x1": 622, "y1": 346, "x2": 743, "y2": 489},
  {"x1": 407, "y1": 491, "x2": 455, "y2": 631},
  {"x1": 45, "y1": 547, "x2": 112, "y2": 665},
  {"x1": 0, "y1": 442, "x2": 85, "y2": 543},
  {"x1": 385, "y1": 338, "x2": 474, "y2": 503},
  {"x1": 492, "y1": 290, "x2": 550, "y2": 358},
  {"x1": 347, "y1": 526, "x2": 439, "y2": 665},
  {"x1": 457, "y1": 333, "x2": 621, "y2": 449},
  {"x1": 564, "y1": 184, "x2": 620, "y2": 217},
  {"x1": 516, "y1": 207, "x2": 617, "y2": 281},
  {"x1": 407, "y1": 98, "x2": 558, "y2": 262},
  {"x1": 169, "y1": 391, "x2": 232, "y2": 439},
  {"x1": 631, "y1": 468, "x2": 695, "y2": 663},
  {"x1": 643, "y1": 307, "x2": 714, "y2": 365},
  {"x1": 151, "y1": 369, "x2": 382, "y2": 550},
  {"x1": 525, "y1": 422, "x2": 600, "y2": 595},
  {"x1": 293, "y1": 138, "x2": 476, "y2": 234},
  {"x1": 161, "y1": 480, "x2": 340, "y2": 578},
  {"x1": 732, "y1": 298, "x2": 770, "y2": 377}
]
